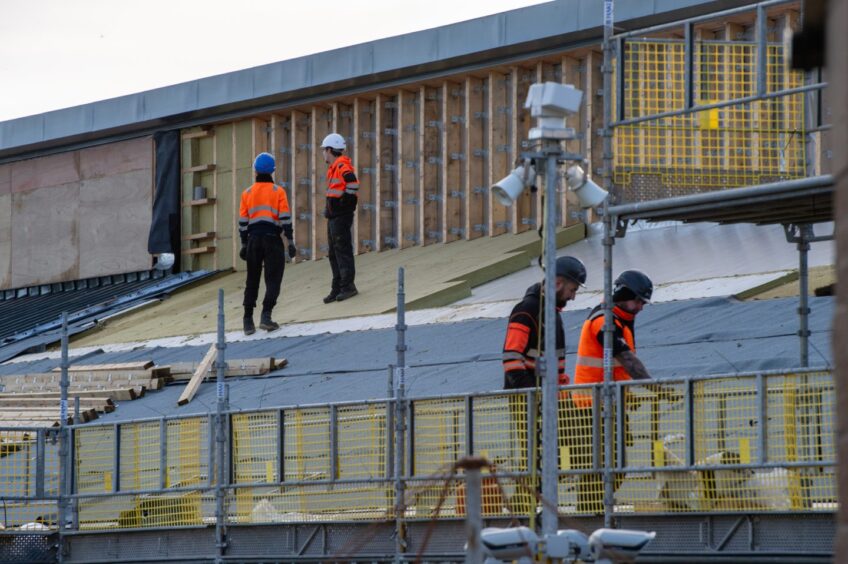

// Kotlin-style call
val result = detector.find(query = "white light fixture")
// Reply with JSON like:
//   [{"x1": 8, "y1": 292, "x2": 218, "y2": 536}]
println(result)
[
  {"x1": 155, "y1": 252, "x2": 175, "y2": 271},
  {"x1": 565, "y1": 164, "x2": 608, "y2": 209},
  {"x1": 491, "y1": 160, "x2": 536, "y2": 206}
]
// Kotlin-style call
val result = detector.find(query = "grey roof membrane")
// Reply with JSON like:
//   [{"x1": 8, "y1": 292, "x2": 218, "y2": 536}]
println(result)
[
  {"x1": 0, "y1": 0, "x2": 753, "y2": 158},
  {"x1": 0, "y1": 295, "x2": 832, "y2": 423}
]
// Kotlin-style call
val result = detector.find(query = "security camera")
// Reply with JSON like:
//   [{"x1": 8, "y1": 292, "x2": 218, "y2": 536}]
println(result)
[
  {"x1": 525, "y1": 82, "x2": 583, "y2": 140},
  {"x1": 588, "y1": 528, "x2": 656, "y2": 562},
  {"x1": 491, "y1": 160, "x2": 536, "y2": 206},
  {"x1": 480, "y1": 526, "x2": 539, "y2": 560},
  {"x1": 545, "y1": 529, "x2": 590, "y2": 560}
]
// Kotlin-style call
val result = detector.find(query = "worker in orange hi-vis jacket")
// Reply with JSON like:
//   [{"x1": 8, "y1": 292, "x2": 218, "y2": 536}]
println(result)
[
  {"x1": 237, "y1": 152, "x2": 297, "y2": 335},
  {"x1": 501, "y1": 255, "x2": 587, "y2": 513},
  {"x1": 320, "y1": 133, "x2": 359, "y2": 304}
]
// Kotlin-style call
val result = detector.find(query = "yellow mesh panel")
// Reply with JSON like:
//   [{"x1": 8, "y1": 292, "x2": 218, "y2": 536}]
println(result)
[
  {"x1": 75, "y1": 426, "x2": 115, "y2": 494},
  {"x1": 77, "y1": 491, "x2": 212, "y2": 530},
  {"x1": 284, "y1": 407, "x2": 330, "y2": 481},
  {"x1": 119, "y1": 421, "x2": 159, "y2": 492},
  {"x1": 337, "y1": 403, "x2": 388, "y2": 479},
  {"x1": 232, "y1": 412, "x2": 278, "y2": 484},
  {"x1": 412, "y1": 398, "x2": 466, "y2": 476},
  {"x1": 166, "y1": 417, "x2": 207, "y2": 488},
  {"x1": 614, "y1": 40, "x2": 805, "y2": 190},
  {"x1": 230, "y1": 483, "x2": 393, "y2": 523},
  {"x1": 0, "y1": 430, "x2": 39, "y2": 497}
]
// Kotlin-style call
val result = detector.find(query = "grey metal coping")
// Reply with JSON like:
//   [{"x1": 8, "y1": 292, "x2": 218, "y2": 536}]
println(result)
[
  {"x1": 0, "y1": 0, "x2": 758, "y2": 161},
  {"x1": 607, "y1": 176, "x2": 834, "y2": 226}
]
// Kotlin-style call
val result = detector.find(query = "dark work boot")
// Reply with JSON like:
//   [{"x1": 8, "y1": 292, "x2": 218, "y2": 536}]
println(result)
[
  {"x1": 243, "y1": 308, "x2": 255, "y2": 336},
  {"x1": 259, "y1": 310, "x2": 280, "y2": 331},
  {"x1": 323, "y1": 289, "x2": 340, "y2": 304},
  {"x1": 336, "y1": 284, "x2": 358, "y2": 302}
]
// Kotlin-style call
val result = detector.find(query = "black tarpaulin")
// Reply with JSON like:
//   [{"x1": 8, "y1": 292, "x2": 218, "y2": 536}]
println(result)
[{"x1": 147, "y1": 130, "x2": 181, "y2": 269}]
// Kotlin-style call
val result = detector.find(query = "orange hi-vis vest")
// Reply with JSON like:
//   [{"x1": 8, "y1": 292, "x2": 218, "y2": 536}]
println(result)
[
  {"x1": 326, "y1": 156, "x2": 359, "y2": 199},
  {"x1": 238, "y1": 182, "x2": 292, "y2": 237},
  {"x1": 572, "y1": 305, "x2": 636, "y2": 407}
]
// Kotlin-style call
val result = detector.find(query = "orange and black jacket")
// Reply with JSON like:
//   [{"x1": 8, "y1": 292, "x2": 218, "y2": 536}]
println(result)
[
  {"x1": 326, "y1": 155, "x2": 359, "y2": 218},
  {"x1": 502, "y1": 283, "x2": 567, "y2": 390},
  {"x1": 238, "y1": 175, "x2": 293, "y2": 244},
  {"x1": 572, "y1": 304, "x2": 636, "y2": 407}
]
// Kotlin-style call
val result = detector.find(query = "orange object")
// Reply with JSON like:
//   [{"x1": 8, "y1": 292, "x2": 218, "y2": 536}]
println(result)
[
  {"x1": 456, "y1": 475, "x2": 505, "y2": 516},
  {"x1": 325, "y1": 156, "x2": 358, "y2": 199},
  {"x1": 572, "y1": 305, "x2": 636, "y2": 407},
  {"x1": 238, "y1": 182, "x2": 292, "y2": 232}
]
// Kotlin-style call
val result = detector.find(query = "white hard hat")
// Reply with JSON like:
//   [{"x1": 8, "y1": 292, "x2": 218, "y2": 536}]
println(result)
[
  {"x1": 321, "y1": 133, "x2": 346, "y2": 151},
  {"x1": 155, "y1": 252, "x2": 175, "y2": 270}
]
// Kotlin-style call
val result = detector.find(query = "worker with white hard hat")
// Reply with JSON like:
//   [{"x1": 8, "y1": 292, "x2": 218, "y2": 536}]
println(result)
[{"x1": 321, "y1": 133, "x2": 359, "y2": 303}]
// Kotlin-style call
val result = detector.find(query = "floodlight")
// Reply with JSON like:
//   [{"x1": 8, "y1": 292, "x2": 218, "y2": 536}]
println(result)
[
  {"x1": 491, "y1": 160, "x2": 535, "y2": 206},
  {"x1": 565, "y1": 164, "x2": 608, "y2": 208}
]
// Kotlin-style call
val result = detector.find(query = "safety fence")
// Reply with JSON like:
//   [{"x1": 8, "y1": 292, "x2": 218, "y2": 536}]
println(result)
[
  {"x1": 2, "y1": 369, "x2": 835, "y2": 533},
  {"x1": 613, "y1": 39, "x2": 806, "y2": 197}
]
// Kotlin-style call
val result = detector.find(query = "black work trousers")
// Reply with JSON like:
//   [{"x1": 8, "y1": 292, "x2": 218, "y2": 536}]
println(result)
[
  {"x1": 327, "y1": 213, "x2": 355, "y2": 291},
  {"x1": 243, "y1": 234, "x2": 285, "y2": 312}
]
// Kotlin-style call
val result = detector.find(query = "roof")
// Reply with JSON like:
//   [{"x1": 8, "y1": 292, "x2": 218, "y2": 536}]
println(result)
[
  {"x1": 0, "y1": 294, "x2": 832, "y2": 423},
  {"x1": 0, "y1": 0, "x2": 757, "y2": 160},
  {"x1": 607, "y1": 175, "x2": 834, "y2": 227}
]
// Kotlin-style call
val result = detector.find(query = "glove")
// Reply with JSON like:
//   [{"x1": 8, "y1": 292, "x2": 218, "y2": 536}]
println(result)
[
  {"x1": 239, "y1": 244, "x2": 247, "y2": 261},
  {"x1": 287, "y1": 241, "x2": 297, "y2": 260}
]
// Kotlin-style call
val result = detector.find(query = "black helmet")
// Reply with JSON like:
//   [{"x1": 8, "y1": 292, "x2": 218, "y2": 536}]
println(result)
[
  {"x1": 555, "y1": 256, "x2": 587, "y2": 287},
  {"x1": 613, "y1": 270, "x2": 653, "y2": 303}
]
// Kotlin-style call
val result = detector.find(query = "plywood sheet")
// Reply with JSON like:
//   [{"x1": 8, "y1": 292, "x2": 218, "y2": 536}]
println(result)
[
  {"x1": 0, "y1": 193, "x2": 11, "y2": 288},
  {"x1": 11, "y1": 182, "x2": 80, "y2": 287},
  {"x1": 11, "y1": 151, "x2": 80, "y2": 194},
  {"x1": 79, "y1": 169, "x2": 153, "y2": 279},
  {"x1": 78, "y1": 137, "x2": 152, "y2": 179},
  {"x1": 0, "y1": 163, "x2": 10, "y2": 197}
]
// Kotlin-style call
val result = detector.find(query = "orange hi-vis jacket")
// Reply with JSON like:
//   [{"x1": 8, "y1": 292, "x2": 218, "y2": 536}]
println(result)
[
  {"x1": 238, "y1": 182, "x2": 292, "y2": 244},
  {"x1": 502, "y1": 283, "x2": 568, "y2": 391},
  {"x1": 572, "y1": 305, "x2": 636, "y2": 407},
  {"x1": 325, "y1": 155, "x2": 359, "y2": 217}
]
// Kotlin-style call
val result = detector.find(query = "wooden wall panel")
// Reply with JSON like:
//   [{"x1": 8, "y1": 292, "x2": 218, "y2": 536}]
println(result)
[
  {"x1": 79, "y1": 169, "x2": 152, "y2": 278},
  {"x1": 0, "y1": 163, "x2": 11, "y2": 197},
  {"x1": 355, "y1": 98, "x2": 376, "y2": 253},
  {"x1": 465, "y1": 76, "x2": 487, "y2": 240},
  {"x1": 585, "y1": 51, "x2": 603, "y2": 193},
  {"x1": 488, "y1": 71, "x2": 510, "y2": 236},
  {"x1": 214, "y1": 124, "x2": 235, "y2": 271},
  {"x1": 312, "y1": 107, "x2": 333, "y2": 259},
  {"x1": 11, "y1": 182, "x2": 80, "y2": 287},
  {"x1": 562, "y1": 56, "x2": 584, "y2": 227},
  {"x1": 0, "y1": 193, "x2": 11, "y2": 289},
  {"x1": 291, "y1": 110, "x2": 313, "y2": 260},
  {"x1": 377, "y1": 93, "x2": 398, "y2": 250},
  {"x1": 398, "y1": 90, "x2": 420, "y2": 248},
  {"x1": 421, "y1": 86, "x2": 442, "y2": 245},
  {"x1": 10, "y1": 151, "x2": 79, "y2": 194},
  {"x1": 442, "y1": 82, "x2": 465, "y2": 243},
  {"x1": 512, "y1": 67, "x2": 535, "y2": 234}
]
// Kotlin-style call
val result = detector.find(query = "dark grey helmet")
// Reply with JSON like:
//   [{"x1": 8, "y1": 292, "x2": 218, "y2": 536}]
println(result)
[
  {"x1": 555, "y1": 256, "x2": 587, "y2": 287},
  {"x1": 613, "y1": 270, "x2": 653, "y2": 302}
]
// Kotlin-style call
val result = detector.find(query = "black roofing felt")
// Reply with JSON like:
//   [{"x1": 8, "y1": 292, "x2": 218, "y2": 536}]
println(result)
[{"x1": 0, "y1": 295, "x2": 832, "y2": 423}]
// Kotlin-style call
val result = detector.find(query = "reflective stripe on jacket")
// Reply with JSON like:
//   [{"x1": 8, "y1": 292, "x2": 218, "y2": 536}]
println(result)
[
  {"x1": 326, "y1": 156, "x2": 359, "y2": 199},
  {"x1": 502, "y1": 283, "x2": 568, "y2": 393},
  {"x1": 238, "y1": 182, "x2": 292, "y2": 238},
  {"x1": 572, "y1": 305, "x2": 636, "y2": 407}
]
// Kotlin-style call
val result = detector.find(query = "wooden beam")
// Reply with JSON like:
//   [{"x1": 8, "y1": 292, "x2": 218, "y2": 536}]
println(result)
[
  {"x1": 421, "y1": 86, "x2": 442, "y2": 245},
  {"x1": 356, "y1": 98, "x2": 376, "y2": 253},
  {"x1": 442, "y1": 82, "x2": 464, "y2": 243},
  {"x1": 57, "y1": 361, "x2": 154, "y2": 372},
  {"x1": 181, "y1": 164, "x2": 216, "y2": 174},
  {"x1": 0, "y1": 388, "x2": 139, "y2": 401},
  {"x1": 512, "y1": 67, "x2": 534, "y2": 234},
  {"x1": 465, "y1": 76, "x2": 486, "y2": 240},
  {"x1": 312, "y1": 106, "x2": 332, "y2": 260},
  {"x1": 488, "y1": 71, "x2": 510, "y2": 236},
  {"x1": 292, "y1": 110, "x2": 312, "y2": 260},
  {"x1": 177, "y1": 344, "x2": 216, "y2": 406},
  {"x1": 168, "y1": 357, "x2": 285, "y2": 381},
  {"x1": 398, "y1": 90, "x2": 419, "y2": 248},
  {"x1": 562, "y1": 56, "x2": 582, "y2": 226}
]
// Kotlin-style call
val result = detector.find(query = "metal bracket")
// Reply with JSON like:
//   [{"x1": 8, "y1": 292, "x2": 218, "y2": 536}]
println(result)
[
  {"x1": 404, "y1": 160, "x2": 419, "y2": 169},
  {"x1": 427, "y1": 156, "x2": 443, "y2": 165},
  {"x1": 384, "y1": 102, "x2": 398, "y2": 109},
  {"x1": 426, "y1": 193, "x2": 443, "y2": 202},
  {"x1": 404, "y1": 233, "x2": 420, "y2": 243},
  {"x1": 383, "y1": 200, "x2": 398, "y2": 209},
  {"x1": 297, "y1": 213, "x2": 312, "y2": 221},
  {"x1": 318, "y1": 244, "x2": 329, "y2": 253},
  {"x1": 299, "y1": 248, "x2": 312, "y2": 258},
  {"x1": 496, "y1": 106, "x2": 512, "y2": 115},
  {"x1": 383, "y1": 236, "x2": 398, "y2": 247},
  {"x1": 405, "y1": 197, "x2": 420, "y2": 205},
  {"x1": 473, "y1": 224, "x2": 488, "y2": 233},
  {"x1": 783, "y1": 223, "x2": 833, "y2": 244},
  {"x1": 278, "y1": 181, "x2": 289, "y2": 189},
  {"x1": 450, "y1": 115, "x2": 465, "y2": 124},
  {"x1": 473, "y1": 111, "x2": 488, "y2": 120},
  {"x1": 361, "y1": 203, "x2": 377, "y2": 211},
  {"x1": 298, "y1": 178, "x2": 311, "y2": 186},
  {"x1": 449, "y1": 191, "x2": 465, "y2": 199},
  {"x1": 521, "y1": 217, "x2": 537, "y2": 226},
  {"x1": 472, "y1": 186, "x2": 487, "y2": 195},
  {"x1": 384, "y1": 164, "x2": 398, "y2": 172},
  {"x1": 427, "y1": 120, "x2": 443, "y2": 129},
  {"x1": 614, "y1": 217, "x2": 629, "y2": 238},
  {"x1": 361, "y1": 167, "x2": 377, "y2": 175},
  {"x1": 338, "y1": 110, "x2": 353, "y2": 118},
  {"x1": 472, "y1": 149, "x2": 488, "y2": 158},
  {"x1": 426, "y1": 230, "x2": 443, "y2": 241},
  {"x1": 297, "y1": 143, "x2": 312, "y2": 151},
  {"x1": 278, "y1": 147, "x2": 291, "y2": 155},
  {"x1": 450, "y1": 152, "x2": 466, "y2": 161},
  {"x1": 495, "y1": 145, "x2": 511, "y2": 153},
  {"x1": 361, "y1": 131, "x2": 377, "y2": 139},
  {"x1": 360, "y1": 239, "x2": 375, "y2": 249},
  {"x1": 384, "y1": 128, "x2": 398, "y2": 136},
  {"x1": 450, "y1": 227, "x2": 465, "y2": 236},
  {"x1": 404, "y1": 124, "x2": 418, "y2": 133},
  {"x1": 495, "y1": 221, "x2": 512, "y2": 230}
]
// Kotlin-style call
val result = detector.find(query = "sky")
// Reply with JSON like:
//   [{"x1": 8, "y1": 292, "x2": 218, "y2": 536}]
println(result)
[{"x1": 0, "y1": 0, "x2": 549, "y2": 122}]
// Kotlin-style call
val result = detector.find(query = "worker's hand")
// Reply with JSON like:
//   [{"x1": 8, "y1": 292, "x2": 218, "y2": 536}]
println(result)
[
  {"x1": 239, "y1": 244, "x2": 247, "y2": 261},
  {"x1": 287, "y1": 241, "x2": 297, "y2": 260}
]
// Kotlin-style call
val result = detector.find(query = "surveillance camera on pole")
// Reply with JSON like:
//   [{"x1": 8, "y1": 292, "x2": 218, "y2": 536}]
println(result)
[{"x1": 479, "y1": 526, "x2": 655, "y2": 563}]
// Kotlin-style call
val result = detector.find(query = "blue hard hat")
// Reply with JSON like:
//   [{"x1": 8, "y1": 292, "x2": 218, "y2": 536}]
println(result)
[{"x1": 253, "y1": 152, "x2": 275, "y2": 174}]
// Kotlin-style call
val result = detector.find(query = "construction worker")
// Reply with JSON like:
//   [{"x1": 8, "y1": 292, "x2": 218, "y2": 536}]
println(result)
[
  {"x1": 321, "y1": 133, "x2": 359, "y2": 303},
  {"x1": 238, "y1": 152, "x2": 297, "y2": 335},
  {"x1": 501, "y1": 255, "x2": 587, "y2": 513},
  {"x1": 570, "y1": 269, "x2": 653, "y2": 513}
]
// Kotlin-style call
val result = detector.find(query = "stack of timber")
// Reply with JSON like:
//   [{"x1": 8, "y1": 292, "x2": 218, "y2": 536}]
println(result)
[
  {"x1": 174, "y1": 350, "x2": 285, "y2": 406},
  {"x1": 0, "y1": 361, "x2": 159, "y2": 427}
]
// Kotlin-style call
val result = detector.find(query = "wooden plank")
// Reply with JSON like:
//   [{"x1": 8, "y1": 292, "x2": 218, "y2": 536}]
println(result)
[
  {"x1": 465, "y1": 76, "x2": 486, "y2": 240},
  {"x1": 442, "y1": 81, "x2": 464, "y2": 243},
  {"x1": 561, "y1": 56, "x2": 582, "y2": 227},
  {"x1": 181, "y1": 245, "x2": 215, "y2": 255},
  {"x1": 356, "y1": 98, "x2": 376, "y2": 253},
  {"x1": 182, "y1": 231, "x2": 215, "y2": 241},
  {"x1": 292, "y1": 110, "x2": 312, "y2": 260},
  {"x1": 421, "y1": 86, "x2": 442, "y2": 245},
  {"x1": 488, "y1": 71, "x2": 510, "y2": 236},
  {"x1": 58, "y1": 361, "x2": 154, "y2": 372},
  {"x1": 512, "y1": 66, "x2": 534, "y2": 234},
  {"x1": 177, "y1": 344, "x2": 217, "y2": 406},
  {"x1": 397, "y1": 89, "x2": 419, "y2": 248},
  {"x1": 0, "y1": 398, "x2": 113, "y2": 410},
  {"x1": 181, "y1": 129, "x2": 214, "y2": 140},
  {"x1": 167, "y1": 357, "x2": 284, "y2": 381},
  {"x1": 181, "y1": 198, "x2": 217, "y2": 208},
  {"x1": 585, "y1": 51, "x2": 603, "y2": 191},
  {"x1": 181, "y1": 164, "x2": 216, "y2": 174},
  {"x1": 312, "y1": 106, "x2": 333, "y2": 260},
  {"x1": 0, "y1": 389, "x2": 139, "y2": 401},
  {"x1": 378, "y1": 93, "x2": 398, "y2": 250}
]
